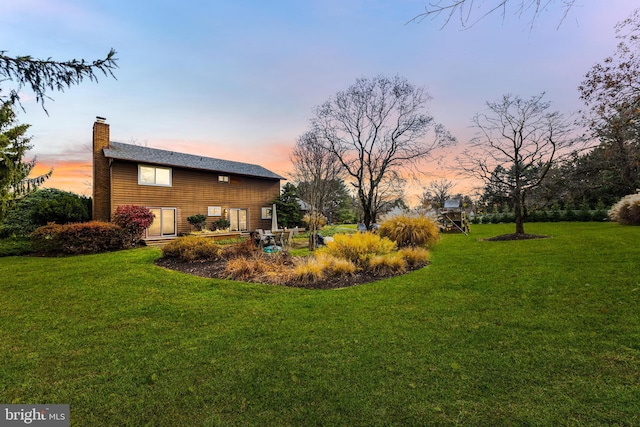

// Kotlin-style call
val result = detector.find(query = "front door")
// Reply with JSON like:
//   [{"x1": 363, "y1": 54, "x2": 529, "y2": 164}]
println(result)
[
  {"x1": 229, "y1": 208, "x2": 248, "y2": 232},
  {"x1": 147, "y1": 208, "x2": 176, "y2": 237}
]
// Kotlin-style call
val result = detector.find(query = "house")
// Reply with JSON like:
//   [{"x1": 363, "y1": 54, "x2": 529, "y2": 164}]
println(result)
[{"x1": 92, "y1": 117, "x2": 284, "y2": 238}]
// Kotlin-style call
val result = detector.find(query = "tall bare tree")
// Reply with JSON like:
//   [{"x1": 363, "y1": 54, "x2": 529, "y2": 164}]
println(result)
[
  {"x1": 311, "y1": 75, "x2": 455, "y2": 228},
  {"x1": 458, "y1": 93, "x2": 577, "y2": 235},
  {"x1": 409, "y1": 0, "x2": 576, "y2": 28},
  {"x1": 420, "y1": 178, "x2": 456, "y2": 209},
  {"x1": 291, "y1": 130, "x2": 343, "y2": 250}
]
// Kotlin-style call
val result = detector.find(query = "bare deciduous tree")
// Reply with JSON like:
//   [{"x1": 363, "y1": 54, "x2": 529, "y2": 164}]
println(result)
[
  {"x1": 420, "y1": 178, "x2": 456, "y2": 209},
  {"x1": 409, "y1": 0, "x2": 576, "y2": 28},
  {"x1": 311, "y1": 75, "x2": 455, "y2": 228},
  {"x1": 291, "y1": 130, "x2": 343, "y2": 250},
  {"x1": 457, "y1": 93, "x2": 577, "y2": 235}
]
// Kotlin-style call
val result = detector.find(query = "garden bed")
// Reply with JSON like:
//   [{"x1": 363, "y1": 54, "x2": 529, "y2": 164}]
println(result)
[{"x1": 155, "y1": 254, "x2": 428, "y2": 289}]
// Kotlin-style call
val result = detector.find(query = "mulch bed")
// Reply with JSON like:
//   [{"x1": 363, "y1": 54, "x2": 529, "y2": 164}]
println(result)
[{"x1": 154, "y1": 255, "x2": 428, "y2": 290}]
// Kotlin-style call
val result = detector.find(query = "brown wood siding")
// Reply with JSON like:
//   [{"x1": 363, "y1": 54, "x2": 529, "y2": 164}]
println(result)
[{"x1": 110, "y1": 161, "x2": 280, "y2": 235}]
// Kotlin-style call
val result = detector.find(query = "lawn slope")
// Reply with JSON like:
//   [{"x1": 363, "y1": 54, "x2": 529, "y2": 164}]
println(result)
[{"x1": 1, "y1": 223, "x2": 638, "y2": 426}]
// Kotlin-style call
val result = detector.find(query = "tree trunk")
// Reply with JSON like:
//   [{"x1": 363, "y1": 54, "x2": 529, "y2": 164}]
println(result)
[{"x1": 514, "y1": 197, "x2": 525, "y2": 235}]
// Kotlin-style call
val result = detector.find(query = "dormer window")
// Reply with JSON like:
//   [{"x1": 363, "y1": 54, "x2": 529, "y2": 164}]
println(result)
[
  {"x1": 218, "y1": 175, "x2": 230, "y2": 183},
  {"x1": 139, "y1": 165, "x2": 172, "y2": 186}
]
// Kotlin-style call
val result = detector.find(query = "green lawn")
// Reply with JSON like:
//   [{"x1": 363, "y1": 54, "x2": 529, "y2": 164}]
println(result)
[{"x1": 1, "y1": 223, "x2": 639, "y2": 426}]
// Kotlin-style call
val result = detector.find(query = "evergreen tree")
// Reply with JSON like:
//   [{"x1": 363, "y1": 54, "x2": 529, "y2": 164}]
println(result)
[
  {"x1": 1, "y1": 49, "x2": 117, "y2": 111},
  {"x1": 271, "y1": 183, "x2": 303, "y2": 227},
  {"x1": 0, "y1": 102, "x2": 51, "y2": 220}
]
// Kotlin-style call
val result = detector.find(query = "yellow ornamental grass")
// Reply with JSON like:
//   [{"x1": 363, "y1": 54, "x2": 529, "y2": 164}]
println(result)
[
  {"x1": 378, "y1": 214, "x2": 440, "y2": 248},
  {"x1": 292, "y1": 258, "x2": 326, "y2": 283},
  {"x1": 313, "y1": 253, "x2": 357, "y2": 276},
  {"x1": 292, "y1": 253, "x2": 357, "y2": 284},
  {"x1": 320, "y1": 232, "x2": 396, "y2": 267},
  {"x1": 397, "y1": 247, "x2": 430, "y2": 268},
  {"x1": 368, "y1": 253, "x2": 407, "y2": 276}
]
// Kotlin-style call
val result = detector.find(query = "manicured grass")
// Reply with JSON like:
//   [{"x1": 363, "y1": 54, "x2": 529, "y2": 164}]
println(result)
[{"x1": 1, "y1": 223, "x2": 639, "y2": 426}]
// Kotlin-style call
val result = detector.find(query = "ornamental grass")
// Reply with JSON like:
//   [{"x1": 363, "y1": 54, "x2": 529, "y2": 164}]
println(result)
[{"x1": 378, "y1": 214, "x2": 440, "y2": 248}]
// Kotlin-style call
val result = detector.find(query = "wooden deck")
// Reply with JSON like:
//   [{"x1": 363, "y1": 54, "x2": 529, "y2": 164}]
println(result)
[{"x1": 145, "y1": 231, "x2": 245, "y2": 247}]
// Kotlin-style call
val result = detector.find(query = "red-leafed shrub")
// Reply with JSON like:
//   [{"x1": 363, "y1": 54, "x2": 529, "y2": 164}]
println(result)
[
  {"x1": 31, "y1": 221, "x2": 127, "y2": 255},
  {"x1": 113, "y1": 205, "x2": 155, "y2": 245}
]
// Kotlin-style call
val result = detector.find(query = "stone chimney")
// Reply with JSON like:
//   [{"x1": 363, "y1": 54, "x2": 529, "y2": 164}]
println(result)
[{"x1": 93, "y1": 117, "x2": 111, "y2": 221}]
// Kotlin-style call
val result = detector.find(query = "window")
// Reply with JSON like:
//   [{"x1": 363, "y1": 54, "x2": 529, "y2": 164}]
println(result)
[
  {"x1": 229, "y1": 208, "x2": 248, "y2": 231},
  {"x1": 139, "y1": 165, "x2": 172, "y2": 186},
  {"x1": 218, "y1": 175, "x2": 230, "y2": 183},
  {"x1": 208, "y1": 206, "x2": 222, "y2": 217},
  {"x1": 261, "y1": 207, "x2": 272, "y2": 219},
  {"x1": 147, "y1": 208, "x2": 176, "y2": 237}
]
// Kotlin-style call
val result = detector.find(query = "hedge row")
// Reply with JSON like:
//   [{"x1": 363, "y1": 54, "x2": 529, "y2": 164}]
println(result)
[
  {"x1": 472, "y1": 210, "x2": 609, "y2": 224},
  {"x1": 31, "y1": 222, "x2": 128, "y2": 255}
]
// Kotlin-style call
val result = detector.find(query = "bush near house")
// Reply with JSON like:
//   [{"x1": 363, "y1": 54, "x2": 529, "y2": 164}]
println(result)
[
  {"x1": 609, "y1": 192, "x2": 640, "y2": 225},
  {"x1": 112, "y1": 205, "x2": 155, "y2": 245},
  {"x1": 211, "y1": 218, "x2": 230, "y2": 231},
  {"x1": 187, "y1": 214, "x2": 208, "y2": 231},
  {"x1": 31, "y1": 221, "x2": 126, "y2": 255}
]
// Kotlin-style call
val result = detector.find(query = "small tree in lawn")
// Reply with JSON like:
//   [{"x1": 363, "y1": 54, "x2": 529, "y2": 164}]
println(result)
[
  {"x1": 113, "y1": 205, "x2": 154, "y2": 246},
  {"x1": 458, "y1": 93, "x2": 578, "y2": 236}
]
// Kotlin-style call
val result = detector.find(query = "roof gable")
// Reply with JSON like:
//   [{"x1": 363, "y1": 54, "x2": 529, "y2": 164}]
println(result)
[{"x1": 103, "y1": 142, "x2": 284, "y2": 180}]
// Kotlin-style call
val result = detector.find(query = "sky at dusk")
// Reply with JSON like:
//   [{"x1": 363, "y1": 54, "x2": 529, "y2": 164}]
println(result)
[{"x1": 1, "y1": 0, "x2": 637, "y2": 203}]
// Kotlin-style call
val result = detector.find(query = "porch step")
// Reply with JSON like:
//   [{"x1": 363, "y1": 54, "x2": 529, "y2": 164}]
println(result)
[{"x1": 144, "y1": 238, "x2": 176, "y2": 247}]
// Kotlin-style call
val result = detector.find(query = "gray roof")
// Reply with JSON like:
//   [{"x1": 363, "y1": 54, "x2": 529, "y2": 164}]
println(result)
[
  {"x1": 103, "y1": 141, "x2": 284, "y2": 180},
  {"x1": 444, "y1": 199, "x2": 461, "y2": 208}
]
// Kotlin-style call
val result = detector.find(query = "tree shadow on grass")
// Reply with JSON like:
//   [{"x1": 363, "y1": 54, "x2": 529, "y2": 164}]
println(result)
[{"x1": 482, "y1": 233, "x2": 550, "y2": 241}]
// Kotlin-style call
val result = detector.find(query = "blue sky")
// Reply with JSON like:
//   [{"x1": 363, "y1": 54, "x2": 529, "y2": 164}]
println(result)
[{"x1": 1, "y1": 0, "x2": 636, "y2": 200}]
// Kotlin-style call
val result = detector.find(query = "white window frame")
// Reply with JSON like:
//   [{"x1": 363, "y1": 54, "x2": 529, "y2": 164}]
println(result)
[
  {"x1": 208, "y1": 206, "x2": 222, "y2": 217},
  {"x1": 218, "y1": 175, "x2": 230, "y2": 183},
  {"x1": 138, "y1": 164, "x2": 172, "y2": 187}
]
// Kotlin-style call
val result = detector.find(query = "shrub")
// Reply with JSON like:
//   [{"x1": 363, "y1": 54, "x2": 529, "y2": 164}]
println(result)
[
  {"x1": 609, "y1": 192, "x2": 640, "y2": 225},
  {"x1": 113, "y1": 205, "x2": 155, "y2": 245},
  {"x1": 187, "y1": 214, "x2": 207, "y2": 231},
  {"x1": 161, "y1": 236, "x2": 222, "y2": 261},
  {"x1": 212, "y1": 218, "x2": 230, "y2": 231},
  {"x1": 368, "y1": 253, "x2": 407, "y2": 276},
  {"x1": 378, "y1": 214, "x2": 439, "y2": 248},
  {"x1": 320, "y1": 232, "x2": 396, "y2": 267},
  {"x1": 221, "y1": 238, "x2": 257, "y2": 259},
  {"x1": 1, "y1": 189, "x2": 90, "y2": 237},
  {"x1": 397, "y1": 247, "x2": 430, "y2": 268},
  {"x1": 31, "y1": 221, "x2": 127, "y2": 255}
]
